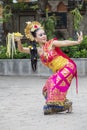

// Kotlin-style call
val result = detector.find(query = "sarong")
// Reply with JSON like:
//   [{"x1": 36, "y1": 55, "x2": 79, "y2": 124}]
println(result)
[{"x1": 43, "y1": 61, "x2": 77, "y2": 107}]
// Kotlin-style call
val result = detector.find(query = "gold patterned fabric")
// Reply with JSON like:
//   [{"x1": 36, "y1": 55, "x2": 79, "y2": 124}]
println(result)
[{"x1": 48, "y1": 56, "x2": 69, "y2": 72}]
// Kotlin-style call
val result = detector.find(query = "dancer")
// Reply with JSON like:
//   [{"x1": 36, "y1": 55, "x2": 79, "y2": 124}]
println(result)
[{"x1": 15, "y1": 21, "x2": 83, "y2": 115}]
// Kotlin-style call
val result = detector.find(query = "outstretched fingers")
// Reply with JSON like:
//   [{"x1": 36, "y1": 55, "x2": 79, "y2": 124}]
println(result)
[
  {"x1": 77, "y1": 31, "x2": 83, "y2": 44},
  {"x1": 77, "y1": 31, "x2": 83, "y2": 37}
]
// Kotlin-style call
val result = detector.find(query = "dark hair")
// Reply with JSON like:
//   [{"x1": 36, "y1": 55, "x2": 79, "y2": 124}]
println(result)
[
  {"x1": 29, "y1": 29, "x2": 40, "y2": 72},
  {"x1": 30, "y1": 41, "x2": 38, "y2": 72},
  {"x1": 30, "y1": 28, "x2": 40, "y2": 38}
]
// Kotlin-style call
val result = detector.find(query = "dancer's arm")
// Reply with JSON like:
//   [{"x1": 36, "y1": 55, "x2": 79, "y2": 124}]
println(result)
[
  {"x1": 52, "y1": 32, "x2": 83, "y2": 47},
  {"x1": 15, "y1": 39, "x2": 30, "y2": 54}
]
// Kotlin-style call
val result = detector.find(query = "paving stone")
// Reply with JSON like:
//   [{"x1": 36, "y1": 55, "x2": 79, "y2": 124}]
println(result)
[{"x1": 0, "y1": 76, "x2": 87, "y2": 130}]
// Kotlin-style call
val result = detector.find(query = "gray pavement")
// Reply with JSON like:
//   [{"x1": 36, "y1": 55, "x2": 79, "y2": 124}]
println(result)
[{"x1": 0, "y1": 75, "x2": 87, "y2": 130}]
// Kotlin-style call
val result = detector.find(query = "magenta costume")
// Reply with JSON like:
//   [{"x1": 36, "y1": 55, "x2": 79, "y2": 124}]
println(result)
[{"x1": 40, "y1": 39, "x2": 78, "y2": 114}]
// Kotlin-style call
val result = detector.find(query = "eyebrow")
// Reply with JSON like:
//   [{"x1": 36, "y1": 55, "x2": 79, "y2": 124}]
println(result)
[{"x1": 39, "y1": 32, "x2": 46, "y2": 35}]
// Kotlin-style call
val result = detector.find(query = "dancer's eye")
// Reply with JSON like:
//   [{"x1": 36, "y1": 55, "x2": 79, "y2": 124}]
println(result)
[{"x1": 39, "y1": 33, "x2": 46, "y2": 37}]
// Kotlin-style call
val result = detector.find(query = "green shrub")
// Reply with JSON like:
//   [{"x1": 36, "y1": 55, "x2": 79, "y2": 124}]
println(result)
[
  {"x1": 13, "y1": 50, "x2": 30, "y2": 59},
  {"x1": 0, "y1": 45, "x2": 8, "y2": 59},
  {"x1": 79, "y1": 35, "x2": 87, "y2": 50},
  {"x1": 0, "y1": 35, "x2": 87, "y2": 59},
  {"x1": 0, "y1": 43, "x2": 30, "y2": 59},
  {"x1": 61, "y1": 35, "x2": 87, "y2": 58},
  {"x1": 61, "y1": 45, "x2": 79, "y2": 58}
]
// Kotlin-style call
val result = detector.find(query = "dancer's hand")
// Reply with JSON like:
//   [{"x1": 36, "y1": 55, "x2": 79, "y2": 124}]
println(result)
[
  {"x1": 14, "y1": 32, "x2": 23, "y2": 42},
  {"x1": 14, "y1": 36, "x2": 21, "y2": 42},
  {"x1": 77, "y1": 31, "x2": 83, "y2": 44}
]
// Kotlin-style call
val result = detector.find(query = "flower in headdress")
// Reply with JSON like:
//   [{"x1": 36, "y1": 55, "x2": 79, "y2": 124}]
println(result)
[
  {"x1": 24, "y1": 21, "x2": 43, "y2": 41},
  {"x1": 26, "y1": 21, "x2": 31, "y2": 25},
  {"x1": 31, "y1": 25, "x2": 40, "y2": 32}
]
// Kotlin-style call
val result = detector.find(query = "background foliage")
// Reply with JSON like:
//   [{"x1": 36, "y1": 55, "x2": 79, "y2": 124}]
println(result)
[
  {"x1": 0, "y1": 36, "x2": 87, "y2": 59},
  {"x1": 0, "y1": 1, "x2": 87, "y2": 59},
  {"x1": 41, "y1": 9, "x2": 57, "y2": 40},
  {"x1": 61, "y1": 35, "x2": 87, "y2": 58},
  {"x1": 0, "y1": 43, "x2": 30, "y2": 59}
]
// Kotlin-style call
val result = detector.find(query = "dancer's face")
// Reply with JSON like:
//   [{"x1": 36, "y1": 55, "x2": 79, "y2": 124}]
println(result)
[{"x1": 35, "y1": 29, "x2": 47, "y2": 43}]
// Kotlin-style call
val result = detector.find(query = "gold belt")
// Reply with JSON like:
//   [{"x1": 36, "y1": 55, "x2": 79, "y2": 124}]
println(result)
[{"x1": 48, "y1": 56, "x2": 68, "y2": 72}]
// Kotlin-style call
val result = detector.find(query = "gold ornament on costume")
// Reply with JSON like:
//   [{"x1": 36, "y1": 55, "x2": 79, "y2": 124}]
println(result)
[{"x1": 24, "y1": 21, "x2": 43, "y2": 41}]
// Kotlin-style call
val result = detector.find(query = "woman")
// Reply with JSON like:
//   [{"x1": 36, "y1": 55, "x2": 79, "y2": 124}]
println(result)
[{"x1": 15, "y1": 21, "x2": 83, "y2": 115}]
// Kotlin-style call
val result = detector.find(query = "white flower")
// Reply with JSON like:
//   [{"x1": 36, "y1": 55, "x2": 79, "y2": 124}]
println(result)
[{"x1": 26, "y1": 21, "x2": 31, "y2": 25}]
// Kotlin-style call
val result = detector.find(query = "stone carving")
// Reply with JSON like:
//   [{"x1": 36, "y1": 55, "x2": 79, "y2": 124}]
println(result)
[{"x1": 48, "y1": 0, "x2": 68, "y2": 12}]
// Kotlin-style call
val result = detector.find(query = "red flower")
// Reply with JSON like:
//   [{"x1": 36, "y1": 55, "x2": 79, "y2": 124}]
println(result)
[{"x1": 34, "y1": 25, "x2": 38, "y2": 28}]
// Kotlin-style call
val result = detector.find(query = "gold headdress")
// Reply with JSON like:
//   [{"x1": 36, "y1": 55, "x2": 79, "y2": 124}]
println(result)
[{"x1": 24, "y1": 21, "x2": 43, "y2": 41}]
